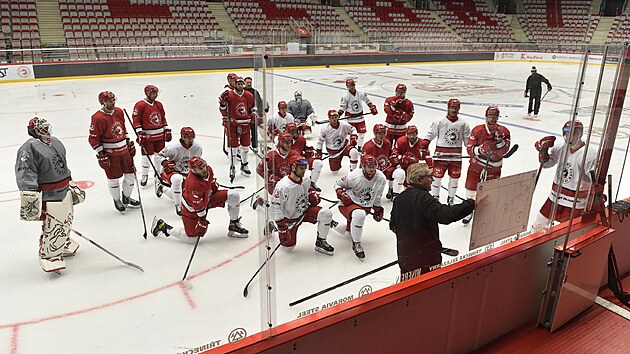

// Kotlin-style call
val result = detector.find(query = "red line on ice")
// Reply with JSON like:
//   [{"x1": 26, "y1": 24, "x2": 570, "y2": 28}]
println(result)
[
  {"x1": 10, "y1": 325, "x2": 19, "y2": 354},
  {"x1": 179, "y1": 283, "x2": 197, "y2": 309}
]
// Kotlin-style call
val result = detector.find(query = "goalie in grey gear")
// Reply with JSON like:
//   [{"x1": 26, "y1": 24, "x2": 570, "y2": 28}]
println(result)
[
  {"x1": 15, "y1": 117, "x2": 85, "y2": 273},
  {"x1": 287, "y1": 90, "x2": 317, "y2": 138}
]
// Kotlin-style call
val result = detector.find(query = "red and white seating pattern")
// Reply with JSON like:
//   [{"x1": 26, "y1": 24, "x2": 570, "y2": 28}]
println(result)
[
  {"x1": 435, "y1": 0, "x2": 515, "y2": 45},
  {"x1": 1, "y1": 0, "x2": 42, "y2": 63}
]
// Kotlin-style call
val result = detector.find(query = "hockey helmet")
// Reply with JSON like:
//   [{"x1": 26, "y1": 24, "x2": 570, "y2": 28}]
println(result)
[
  {"x1": 285, "y1": 122, "x2": 298, "y2": 133},
  {"x1": 395, "y1": 83, "x2": 407, "y2": 97},
  {"x1": 485, "y1": 106, "x2": 500, "y2": 117},
  {"x1": 345, "y1": 78, "x2": 355, "y2": 88},
  {"x1": 373, "y1": 123, "x2": 387, "y2": 134},
  {"x1": 144, "y1": 85, "x2": 159, "y2": 96},
  {"x1": 328, "y1": 109, "x2": 339, "y2": 118},
  {"x1": 98, "y1": 91, "x2": 116, "y2": 105},
  {"x1": 562, "y1": 120, "x2": 584, "y2": 135},
  {"x1": 406, "y1": 125, "x2": 418, "y2": 135},
  {"x1": 447, "y1": 98, "x2": 461, "y2": 108},
  {"x1": 360, "y1": 154, "x2": 377, "y2": 168},
  {"x1": 188, "y1": 156, "x2": 207, "y2": 170},
  {"x1": 294, "y1": 90, "x2": 303, "y2": 100},
  {"x1": 278, "y1": 101, "x2": 288, "y2": 110},
  {"x1": 27, "y1": 117, "x2": 52, "y2": 142},
  {"x1": 180, "y1": 126, "x2": 195, "y2": 139},
  {"x1": 289, "y1": 156, "x2": 309, "y2": 168},
  {"x1": 227, "y1": 73, "x2": 238, "y2": 82},
  {"x1": 235, "y1": 77, "x2": 245, "y2": 84},
  {"x1": 277, "y1": 132, "x2": 293, "y2": 147}
]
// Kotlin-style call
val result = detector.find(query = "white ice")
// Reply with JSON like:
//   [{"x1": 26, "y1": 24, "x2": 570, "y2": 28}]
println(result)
[{"x1": 1, "y1": 59, "x2": 629, "y2": 354}]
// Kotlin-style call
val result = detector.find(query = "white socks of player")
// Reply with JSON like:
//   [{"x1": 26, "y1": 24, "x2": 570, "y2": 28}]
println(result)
[
  {"x1": 122, "y1": 173, "x2": 135, "y2": 198},
  {"x1": 316, "y1": 208, "x2": 333, "y2": 239},
  {"x1": 431, "y1": 177, "x2": 442, "y2": 199},
  {"x1": 357, "y1": 133, "x2": 365, "y2": 150},
  {"x1": 163, "y1": 174, "x2": 183, "y2": 208},
  {"x1": 108, "y1": 178, "x2": 121, "y2": 200},
  {"x1": 226, "y1": 190, "x2": 240, "y2": 220},
  {"x1": 349, "y1": 147, "x2": 360, "y2": 171},
  {"x1": 448, "y1": 178, "x2": 459, "y2": 201},
  {"x1": 392, "y1": 168, "x2": 405, "y2": 195},
  {"x1": 310, "y1": 159, "x2": 323, "y2": 183},
  {"x1": 350, "y1": 209, "x2": 365, "y2": 243},
  {"x1": 141, "y1": 154, "x2": 155, "y2": 178}
]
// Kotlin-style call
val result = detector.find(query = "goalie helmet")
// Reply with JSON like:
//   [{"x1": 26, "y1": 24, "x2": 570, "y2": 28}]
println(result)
[
  {"x1": 27, "y1": 117, "x2": 52, "y2": 144},
  {"x1": 180, "y1": 126, "x2": 195, "y2": 139},
  {"x1": 447, "y1": 98, "x2": 461, "y2": 108},
  {"x1": 98, "y1": 91, "x2": 116, "y2": 105},
  {"x1": 144, "y1": 85, "x2": 159, "y2": 96},
  {"x1": 294, "y1": 90, "x2": 303, "y2": 101},
  {"x1": 188, "y1": 156, "x2": 207, "y2": 169}
]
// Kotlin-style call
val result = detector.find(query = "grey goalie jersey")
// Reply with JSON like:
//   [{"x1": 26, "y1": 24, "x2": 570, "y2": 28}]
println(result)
[
  {"x1": 15, "y1": 137, "x2": 71, "y2": 201},
  {"x1": 287, "y1": 99, "x2": 315, "y2": 119}
]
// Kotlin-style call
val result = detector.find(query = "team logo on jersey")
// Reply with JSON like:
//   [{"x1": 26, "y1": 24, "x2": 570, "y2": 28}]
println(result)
[
  {"x1": 444, "y1": 128, "x2": 459, "y2": 146},
  {"x1": 562, "y1": 162, "x2": 574, "y2": 183},
  {"x1": 358, "y1": 187, "x2": 374, "y2": 205},
  {"x1": 236, "y1": 102, "x2": 248, "y2": 118},
  {"x1": 148, "y1": 111, "x2": 161, "y2": 126},
  {"x1": 296, "y1": 193, "x2": 309, "y2": 215},
  {"x1": 180, "y1": 156, "x2": 190, "y2": 172},
  {"x1": 279, "y1": 164, "x2": 290, "y2": 177},
  {"x1": 89, "y1": 123, "x2": 95, "y2": 132},
  {"x1": 20, "y1": 151, "x2": 29, "y2": 162},
  {"x1": 111, "y1": 121, "x2": 124, "y2": 139},
  {"x1": 377, "y1": 156, "x2": 388, "y2": 170},
  {"x1": 52, "y1": 153, "x2": 67, "y2": 174},
  {"x1": 351, "y1": 101, "x2": 360, "y2": 111},
  {"x1": 333, "y1": 136, "x2": 344, "y2": 148}
]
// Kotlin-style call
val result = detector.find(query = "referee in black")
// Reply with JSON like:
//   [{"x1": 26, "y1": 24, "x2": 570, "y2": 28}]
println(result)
[{"x1": 525, "y1": 66, "x2": 552, "y2": 118}]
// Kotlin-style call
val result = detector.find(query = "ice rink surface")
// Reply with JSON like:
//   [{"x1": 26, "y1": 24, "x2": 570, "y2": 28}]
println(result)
[{"x1": 2, "y1": 59, "x2": 630, "y2": 353}]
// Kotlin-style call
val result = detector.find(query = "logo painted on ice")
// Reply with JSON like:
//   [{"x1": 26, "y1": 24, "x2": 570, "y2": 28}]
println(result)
[{"x1": 228, "y1": 328, "x2": 247, "y2": 343}]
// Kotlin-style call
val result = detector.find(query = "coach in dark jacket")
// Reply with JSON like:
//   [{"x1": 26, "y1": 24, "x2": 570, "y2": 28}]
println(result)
[
  {"x1": 244, "y1": 77, "x2": 268, "y2": 150},
  {"x1": 390, "y1": 162, "x2": 475, "y2": 280},
  {"x1": 525, "y1": 66, "x2": 552, "y2": 117}
]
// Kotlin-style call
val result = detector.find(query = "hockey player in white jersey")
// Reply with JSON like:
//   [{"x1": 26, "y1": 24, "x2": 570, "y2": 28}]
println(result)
[
  {"x1": 267, "y1": 101, "x2": 296, "y2": 142},
  {"x1": 316, "y1": 110, "x2": 361, "y2": 172},
  {"x1": 532, "y1": 120, "x2": 598, "y2": 228},
  {"x1": 334, "y1": 154, "x2": 386, "y2": 260},
  {"x1": 287, "y1": 90, "x2": 317, "y2": 138},
  {"x1": 338, "y1": 78, "x2": 378, "y2": 150},
  {"x1": 270, "y1": 156, "x2": 335, "y2": 255},
  {"x1": 154, "y1": 127, "x2": 203, "y2": 216},
  {"x1": 423, "y1": 98, "x2": 471, "y2": 205}
]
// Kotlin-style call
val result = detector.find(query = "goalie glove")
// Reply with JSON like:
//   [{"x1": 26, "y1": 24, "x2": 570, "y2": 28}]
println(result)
[
  {"x1": 20, "y1": 191, "x2": 43, "y2": 221},
  {"x1": 308, "y1": 113, "x2": 317, "y2": 126},
  {"x1": 69, "y1": 180, "x2": 86, "y2": 205}
]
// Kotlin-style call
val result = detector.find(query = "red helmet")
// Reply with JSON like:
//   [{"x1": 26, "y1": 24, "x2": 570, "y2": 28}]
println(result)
[
  {"x1": 235, "y1": 77, "x2": 245, "y2": 84},
  {"x1": 144, "y1": 85, "x2": 159, "y2": 96},
  {"x1": 345, "y1": 78, "x2": 355, "y2": 88},
  {"x1": 227, "y1": 73, "x2": 238, "y2": 82},
  {"x1": 328, "y1": 109, "x2": 339, "y2": 118},
  {"x1": 562, "y1": 120, "x2": 584, "y2": 135},
  {"x1": 27, "y1": 117, "x2": 51, "y2": 140},
  {"x1": 278, "y1": 101, "x2": 288, "y2": 109},
  {"x1": 188, "y1": 156, "x2": 207, "y2": 169},
  {"x1": 285, "y1": 122, "x2": 298, "y2": 132},
  {"x1": 98, "y1": 91, "x2": 116, "y2": 104},
  {"x1": 277, "y1": 132, "x2": 292, "y2": 145},
  {"x1": 485, "y1": 106, "x2": 500, "y2": 116},
  {"x1": 360, "y1": 154, "x2": 377, "y2": 168},
  {"x1": 395, "y1": 83, "x2": 407, "y2": 96},
  {"x1": 289, "y1": 156, "x2": 309, "y2": 168},
  {"x1": 406, "y1": 125, "x2": 418, "y2": 135},
  {"x1": 373, "y1": 124, "x2": 387, "y2": 134},
  {"x1": 180, "y1": 126, "x2": 195, "y2": 139},
  {"x1": 447, "y1": 98, "x2": 461, "y2": 108}
]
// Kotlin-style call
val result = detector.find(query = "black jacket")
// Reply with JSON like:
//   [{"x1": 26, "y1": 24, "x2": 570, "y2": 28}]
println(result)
[
  {"x1": 526, "y1": 73, "x2": 552, "y2": 92},
  {"x1": 244, "y1": 86, "x2": 268, "y2": 114},
  {"x1": 390, "y1": 185, "x2": 475, "y2": 272}
]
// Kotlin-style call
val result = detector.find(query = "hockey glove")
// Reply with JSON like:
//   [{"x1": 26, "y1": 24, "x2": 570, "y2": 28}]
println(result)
[
  {"x1": 535, "y1": 136, "x2": 556, "y2": 152},
  {"x1": 194, "y1": 218, "x2": 209, "y2": 237},
  {"x1": 389, "y1": 154, "x2": 400, "y2": 166},
  {"x1": 419, "y1": 139, "x2": 430, "y2": 150},
  {"x1": 220, "y1": 90, "x2": 229, "y2": 104},
  {"x1": 161, "y1": 160, "x2": 176, "y2": 174},
  {"x1": 308, "y1": 190, "x2": 321, "y2": 206},
  {"x1": 350, "y1": 134, "x2": 358, "y2": 147},
  {"x1": 314, "y1": 149, "x2": 323, "y2": 159},
  {"x1": 479, "y1": 140, "x2": 497, "y2": 156},
  {"x1": 336, "y1": 189, "x2": 353, "y2": 206},
  {"x1": 164, "y1": 129, "x2": 172, "y2": 142},
  {"x1": 372, "y1": 206, "x2": 384, "y2": 222},
  {"x1": 368, "y1": 102, "x2": 378, "y2": 115},
  {"x1": 337, "y1": 109, "x2": 344, "y2": 117},
  {"x1": 222, "y1": 117, "x2": 228, "y2": 128},
  {"x1": 524, "y1": 90, "x2": 529, "y2": 98},
  {"x1": 127, "y1": 140, "x2": 136, "y2": 157},
  {"x1": 136, "y1": 131, "x2": 147, "y2": 146},
  {"x1": 97, "y1": 152, "x2": 111, "y2": 170}
]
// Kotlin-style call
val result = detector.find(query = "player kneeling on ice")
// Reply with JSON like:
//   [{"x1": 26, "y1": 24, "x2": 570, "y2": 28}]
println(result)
[
  {"x1": 270, "y1": 157, "x2": 335, "y2": 255},
  {"x1": 334, "y1": 154, "x2": 387, "y2": 260},
  {"x1": 155, "y1": 127, "x2": 203, "y2": 216},
  {"x1": 151, "y1": 156, "x2": 249, "y2": 240},
  {"x1": 256, "y1": 132, "x2": 302, "y2": 194},
  {"x1": 16, "y1": 117, "x2": 86, "y2": 273},
  {"x1": 462, "y1": 106, "x2": 511, "y2": 225},
  {"x1": 388, "y1": 125, "x2": 432, "y2": 200},
  {"x1": 316, "y1": 110, "x2": 360, "y2": 173}
]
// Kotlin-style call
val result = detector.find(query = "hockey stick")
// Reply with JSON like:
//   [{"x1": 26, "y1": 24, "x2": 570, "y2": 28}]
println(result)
[
  {"x1": 218, "y1": 184, "x2": 245, "y2": 190},
  {"x1": 222, "y1": 132, "x2": 228, "y2": 156},
  {"x1": 123, "y1": 109, "x2": 163, "y2": 182},
  {"x1": 182, "y1": 235, "x2": 201, "y2": 290},
  {"x1": 226, "y1": 120, "x2": 236, "y2": 183},
  {"x1": 440, "y1": 186, "x2": 466, "y2": 201},
  {"x1": 314, "y1": 112, "x2": 369, "y2": 125},
  {"x1": 541, "y1": 90, "x2": 550, "y2": 102},
  {"x1": 239, "y1": 186, "x2": 264, "y2": 205},
  {"x1": 435, "y1": 144, "x2": 520, "y2": 162},
  {"x1": 289, "y1": 260, "x2": 399, "y2": 307},
  {"x1": 121, "y1": 109, "x2": 148, "y2": 239},
  {"x1": 243, "y1": 240, "x2": 283, "y2": 297},
  {"x1": 46, "y1": 212, "x2": 144, "y2": 272},
  {"x1": 249, "y1": 146, "x2": 264, "y2": 160}
]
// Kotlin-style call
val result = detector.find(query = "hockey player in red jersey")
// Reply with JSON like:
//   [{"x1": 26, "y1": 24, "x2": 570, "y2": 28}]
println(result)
[
  {"x1": 384, "y1": 83, "x2": 414, "y2": 144},
  {"x1": 132, "y1": 84, "x2": 170, "y2": 187},
  {"x1": 151, "y1": 156, "x2": 249, "y2": 240},
  {"x1": 339, "y1": 78, "x2": 378, "y2": 150},
  {"x1": 89, "y1": 91, "x2": 141, "y2": 213},
  {"x1": 285, "y1": 122, "x2": 323, "y2": 191},
  {"x1": 269, "y1": 156, "x2": 335, "y2": 255},
  {"x1": 257, "y1": 132, "x2": 301, "y2": 193},
  {"x1": 462, "y1": 106, "x2": 511, "y2": 224},
  {"x1": 388, "y1": 125, "x2": 432, "y2": 200},
  {"x1": 423, "y1": 98, "x2": 470, "y2": 205},
  {"x1": 316, "y1": 110, "x2": 361, "y2": 172},
  {"x1": 362, "y1": 124, "x2": 395, "y2": 194},
  {"x1": 219, "y1": 76, "x2": 258, "y2": 177},
  {"x1": 334, "y1": 154, "x2": 387, "y2": 260}
]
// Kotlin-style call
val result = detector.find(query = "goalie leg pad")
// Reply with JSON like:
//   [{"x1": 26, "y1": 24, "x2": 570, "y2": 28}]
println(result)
[{"x1": 40, "y1": 193, "x2": 73, "y2": 260}]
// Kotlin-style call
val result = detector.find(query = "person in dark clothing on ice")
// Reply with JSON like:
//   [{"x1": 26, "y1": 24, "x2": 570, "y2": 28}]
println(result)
[
  {"x1": 390, "y1": 162, "x2": 475, "y2": 281},
  {"x1": 525, "y1": 66, "x2": 552, "y2": 118}
]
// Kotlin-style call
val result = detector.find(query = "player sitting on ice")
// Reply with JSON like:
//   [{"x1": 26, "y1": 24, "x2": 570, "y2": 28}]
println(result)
[
  {"x1": 362, "y1": 124, "x2": 395, "y2": 196},
  {"x1": 270, "y1": 156, "x2": 335, "y2": 255},
  {"x1": 267, "y1": 100, "x2": 296, "y2": 142},
  {"x1": 462, "y1": 106, "x2": 511, "y2": 224},
  {"x1": 219, "y1": 76, "x2": 257, "y2": 177},
  {"x1": 151, "y1": 156, "x2": 249, "y2": 240},
  {"x1": 16, "y1": 117, "x2": 85, "y2": 273},
  {"x1": 285, "y1": 122, "x2": 323, "y2": 192},
  {"x1": 256, "y1": 132, "x2": 301, "y2": 194},
  {"x1": 132, "y1": 84, "x2": 170, "y2": 187},
  {"x1": 154, "y1": 127, "x2": 203, "y2": 216},
  {"x1": 316, "y1": 110, "x2": 361, "y2": 173},
  {"x1": 384, "y1": 83, "x2": 414, "y2": 144},
  {"x1": 423, "y1": 98, "x2": 470, "y2": 205},
  {"x1": 339, "y1": 78, "x2": 378, "y2": 151},
  {"x1": 388, "y1": 125, "x2": 432, "y2": 200},
  {"x1": 333, "y1": 154, "x2": 387, "y2": 260},
  {"x1": 287, "y1": 90, "x2": 317, "y2": 138},
  {"x1": 89, "y1": 91, "x2": 141, "y2": 213}
]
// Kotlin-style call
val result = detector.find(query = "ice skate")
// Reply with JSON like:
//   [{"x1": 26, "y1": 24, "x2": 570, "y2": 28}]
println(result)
[
  {"x1": 140, "y1": 175, "x2": 148, "y2": 187},
  {"x1": 122, "y1": 194, "x2": 141, "y2": 208},
  {"x1": 240, "y1": 162, "x2": 251, "y2": 176},
  {"x1": 315, "y1": 237, "x2": 334, "y2": 256},
  {"x1": 175, "y1": 204, "x2": 181, "y2": 216},
  {"x1": 154, "y1": 179, "x2": 163, "y2": 198},
  {"x1": 228, "y1": 217, "x2": 249, "y2": 238},
  {"x1": 352, "y1": 241, "x2": 365, "y2": 261},
  {"x1": 386, "y1": 187, "x2": 393, "y2": 200},
  {"x1": 113, "y1": 198, "x2": 126, "y2": 214},
  {"x1": 151, "y1": 216, "x2": 172, "y2": 237},
  {"x1": 447, "y1": 197, "x2": 454, "y2": 206},
  {"x1": 62, "y1": 238, "x2": 79, "y2": 257},
  {"x1": 433, "y1": 195, "x2": 440, "y2": 202},
  {"x1": 39, "y1": 255, "x2": 66, "y2": 273}
]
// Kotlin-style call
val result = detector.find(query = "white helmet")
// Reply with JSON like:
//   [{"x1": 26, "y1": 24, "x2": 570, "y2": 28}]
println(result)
[{"x1": 294, "y1": 90, "x2": 303, "y2": 101}]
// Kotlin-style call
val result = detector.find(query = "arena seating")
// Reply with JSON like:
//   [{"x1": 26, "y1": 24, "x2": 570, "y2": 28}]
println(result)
[
  {"x1": 518, "y1": 0, "x2": 599, "y2": 48},
  {"x1": 434, "y1": 0, "x2": 516, "y2": 45},
  {"x1": 344, "y1": 0, "x2": 464, "y2": 51},
  {"x1": 59, "y1": 0, "x2": 223, "y2": 60},
  {"x1": 1, "y1": 0, "x2": 42, "y2": 63},
  {"x1": 607, "y1": 15, "x2": 630, "y2": 44},
  {"x1": 225, "y1": 0, "x2": 359, "y2": 44}
]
